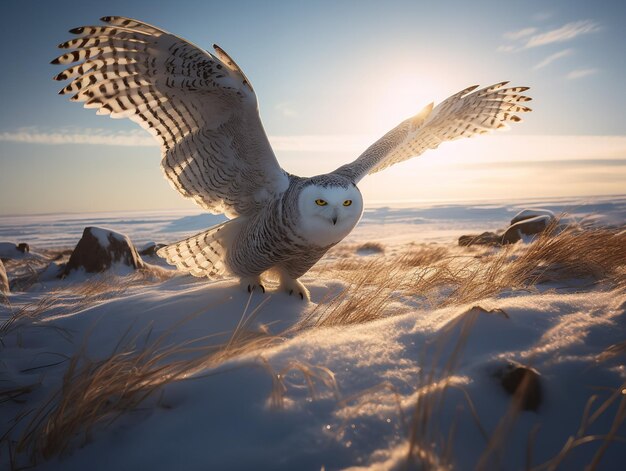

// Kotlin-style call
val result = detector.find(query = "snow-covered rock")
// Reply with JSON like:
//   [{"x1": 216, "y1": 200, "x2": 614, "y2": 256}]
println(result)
[
  {"x1": 62, "y1": 227, "x2": 145, "y2": 276},
  {"x1": 510, "y1": 208, "x2": 555, "y2": 225},
  {"x1": 0, "y1": 258, "x2": 8, "y2": 295},
  {"x1": 0, "y1": 242, "x2": 27, "y2": 260},
  {"x1": 459, "y1": 209, "x2": 557, "y2": 247},
  {"x1": 502, "y1": 215, "x2": 553, "y2": 244}
]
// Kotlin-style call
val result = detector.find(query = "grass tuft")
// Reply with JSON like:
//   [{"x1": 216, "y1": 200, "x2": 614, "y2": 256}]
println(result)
[
  {"x1": 3, "y1": 221, "x2": 624, "y2": 468},
  {"x1": 12, "y1": 296, "x2": 278, "y2": 463},
  {"x1": 305, "y1": 223, "x2": 626, "y2": 328}
]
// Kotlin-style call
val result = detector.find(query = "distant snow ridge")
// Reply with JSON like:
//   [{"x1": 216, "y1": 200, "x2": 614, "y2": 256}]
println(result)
[{"x1": 62, "y1": 227, "x2": 145, "y2": 276}]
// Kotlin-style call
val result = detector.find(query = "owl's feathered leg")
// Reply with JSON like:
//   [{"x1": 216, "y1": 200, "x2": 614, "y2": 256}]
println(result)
[
  {"x1": 276, "y1": 269, "x2": 310, "y2": 301},
  {"x1": 240, "y1": 276, "x2": 265, "y2": 294}
]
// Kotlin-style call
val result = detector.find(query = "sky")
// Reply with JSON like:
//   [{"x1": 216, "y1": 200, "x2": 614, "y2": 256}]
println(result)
[{"x1": 0, "y1": 0, "x2": 625, "y2": 215}]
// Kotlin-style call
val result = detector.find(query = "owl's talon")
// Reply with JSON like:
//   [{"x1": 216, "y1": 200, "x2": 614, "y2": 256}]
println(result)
[
  {"x1": 278, "y1": 273, "x2": 310, "y2": 302},
  {"x1": 241, "y1": 277, "x2": 265, "y2": 295}
]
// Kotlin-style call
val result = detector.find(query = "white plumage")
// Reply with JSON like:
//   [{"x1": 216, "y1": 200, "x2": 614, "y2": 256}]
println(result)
[{"x1": 53, "y1": 16, "x2": 532, "y2": 300}]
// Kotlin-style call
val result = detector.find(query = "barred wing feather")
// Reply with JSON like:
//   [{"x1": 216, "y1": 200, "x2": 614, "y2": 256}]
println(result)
[
  {"x1": 53, "y1": 16, "x2": 289, "y2": 218},
  {"x1": 333, "y1": 82, "x2": 531, "y2": 183}
]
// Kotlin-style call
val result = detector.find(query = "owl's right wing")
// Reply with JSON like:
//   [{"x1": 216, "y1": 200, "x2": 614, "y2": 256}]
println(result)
[
  {"x1": 53, "y1": 16, "x2": 289, "y2": 218},
  {"x1": 332, "y1": 82, "x2": 532, "y2": 183}
]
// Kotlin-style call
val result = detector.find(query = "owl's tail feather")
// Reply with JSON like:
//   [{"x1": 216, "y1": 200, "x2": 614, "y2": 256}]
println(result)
[{"x1": 157, "y1": 218, "x2": 244, "y2": 279}]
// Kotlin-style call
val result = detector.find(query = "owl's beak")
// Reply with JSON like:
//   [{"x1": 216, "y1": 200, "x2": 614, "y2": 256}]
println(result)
[{"x1": 331, "y1": 210, "x2": 338, "y2": 225}]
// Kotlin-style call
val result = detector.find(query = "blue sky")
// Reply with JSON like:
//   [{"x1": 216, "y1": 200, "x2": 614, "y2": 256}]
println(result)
[{"x1": 1, "y1": 0, "x2": 624, "y2": 215}]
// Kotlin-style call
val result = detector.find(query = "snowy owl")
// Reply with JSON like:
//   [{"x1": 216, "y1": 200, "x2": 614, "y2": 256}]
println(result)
[{"x1": 53, "y1": 16, "x2": 531, "y2": 300}]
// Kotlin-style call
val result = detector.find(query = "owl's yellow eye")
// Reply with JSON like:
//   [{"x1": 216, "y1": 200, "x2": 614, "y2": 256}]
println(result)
[
  {"x1": 315, "y1": 199, "x2": 328, "y2": 206},
  {"x1": 343, "y1": 200, "x2": 352, "y2": 206}
]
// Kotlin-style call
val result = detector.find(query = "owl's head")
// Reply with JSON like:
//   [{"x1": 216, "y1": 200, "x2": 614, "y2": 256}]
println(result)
[{"x1": 296, "y1": 177, "x2": 363, "y2": 247}]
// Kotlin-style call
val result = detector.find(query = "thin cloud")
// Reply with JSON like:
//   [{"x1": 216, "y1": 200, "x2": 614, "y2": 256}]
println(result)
[
  {"x1": 0, "y1": 127, "x2": 371, "y2": 153},
  {"x1": 499, "y1": 20, "x2": 601, "y2": 53},
  {"x1": 533, "y1": 49, "x2": 573, "y2": 70},
  {"x1": 0, "y1": 129, "x2": 156, "y2": 147},
  {"x1": 2, "y1": 129, "x2": 626, "y2": 166},
  {"x1": 566, "y1": 68, "x2": 599, "y2": 79},
  {"x1": 524, "y1": 20, "x2": 601, "y2": 48},
  {"x1": 503, "y1": 27, "x2": 537, "y2": 40}
]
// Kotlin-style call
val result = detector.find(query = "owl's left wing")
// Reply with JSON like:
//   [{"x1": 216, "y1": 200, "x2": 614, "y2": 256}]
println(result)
[
  {"x1": 53, "y1": 16, "x2": 289, "y2": 218},
  {"x1": 332, "y1": 82, "x2": 531, "y2": 183}
]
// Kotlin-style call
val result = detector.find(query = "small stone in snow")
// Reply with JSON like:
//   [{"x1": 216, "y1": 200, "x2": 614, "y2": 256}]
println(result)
[{"x1": 495, "y1": 362, "x2": 542, "y2": 411}]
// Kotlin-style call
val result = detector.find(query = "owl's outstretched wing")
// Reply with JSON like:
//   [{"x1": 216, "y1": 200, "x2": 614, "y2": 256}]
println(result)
[
  {"x1": 332, "y1": 82, "x2": 532, "y2": 183},
  {"x1": 53, "y1": 16, "x2": 289, "y2": 218}
]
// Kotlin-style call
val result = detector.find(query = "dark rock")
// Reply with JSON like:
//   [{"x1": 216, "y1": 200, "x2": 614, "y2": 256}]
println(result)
[
  {"x1": 511, "y1": 209, "x2": 555, "y2": 226},
  {"x1": 0, "y1": 242, "x2": 35, "y2": 261},
  {"x1": 62, "y1": 227, "x2": 144, "y2": 277},
  {"x1": 458, "y1": 231, "x2": 502, "y2": 247},
  {"x1": 502, "y1": 215, "x2": 553, "y2": 244},
  {"x1": 138, "y1": 242, "x2": 166, "y2": 257},
  {"x1": 356, "y1": 242, "x2": 385, "y2": 255},
  {"x1": 495, "y1": 362, "x2": 542, "y2": 411},
  {"x1": 0, "y1": 259, "x2": 9, "y2": 295}
]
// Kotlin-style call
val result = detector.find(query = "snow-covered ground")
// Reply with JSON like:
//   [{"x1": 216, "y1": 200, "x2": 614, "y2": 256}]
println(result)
[{"x1": 1, "y1": 195, "x2": 625, "y2": 470}]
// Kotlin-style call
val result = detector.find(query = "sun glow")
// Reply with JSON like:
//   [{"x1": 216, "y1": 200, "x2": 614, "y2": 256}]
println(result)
[{"x1": 370, "y1": 69, "x2": 454, "y2": 133}]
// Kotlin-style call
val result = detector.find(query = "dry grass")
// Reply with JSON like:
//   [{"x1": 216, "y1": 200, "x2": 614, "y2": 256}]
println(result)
[
  {"x1": 525, "y1": 383, "x2": 626, "y2": 471},
  {"x1": 595, "y1": 340, "x2": 626, "y2": 364},
  {"x1": 303, "y1": 224, "x2": 625, "y2": 468},
  {"x1": 0, "y1": 270, "x2": 173, "y2": 347},
  {"x1": 265, "y1": 359, "x2": 339, "y2": 409},
  {"x1": 402, "y1": 304, "x2": 626, "y2": 471},
  {"x1": 3, "y1": 222, "x2": 624, "y2": 468},
  {"x1": 405, "y1": 306, "x2": 495, "y2": 470},
  {"x1": 12, "y1": 296, "x2": 279, "y2": 464},
  {"x1": 0, "y1": 383, "x2": 40, "y2": 406},
  {"x1": 0, "y1": 295, "x2": 70, "y2": 348},
  {"x1": 304, "y1": 223, "x2": 626, "y2": 328},
  {"x1": 3, "y1": 249, "x2": 71, "y2": 292}
]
